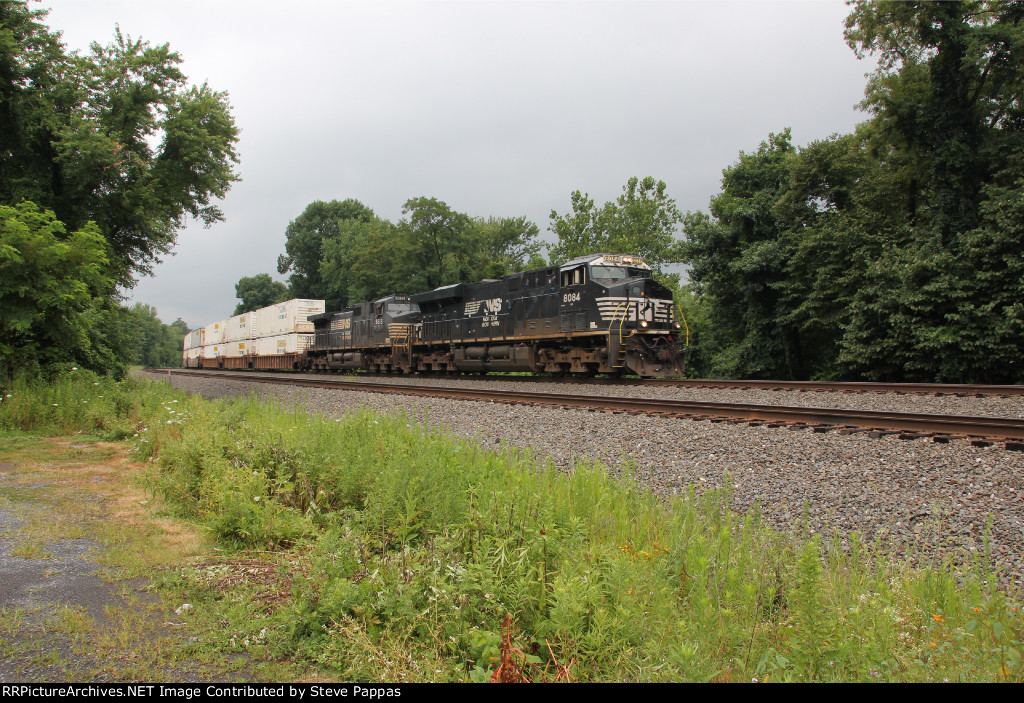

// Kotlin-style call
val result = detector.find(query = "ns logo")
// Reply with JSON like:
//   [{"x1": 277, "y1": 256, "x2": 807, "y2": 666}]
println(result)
[{"x1": 465, "y1": 298, "x2": 503, "y2": 316}]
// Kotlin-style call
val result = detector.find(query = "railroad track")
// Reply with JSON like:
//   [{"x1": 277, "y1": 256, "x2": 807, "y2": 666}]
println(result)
[
  {"x1": 154, "y1": 369, "x2": 1024, "y2": 449},
  {"x1": 420, "y1": 374, "x2": 1024, "y2": 396}
]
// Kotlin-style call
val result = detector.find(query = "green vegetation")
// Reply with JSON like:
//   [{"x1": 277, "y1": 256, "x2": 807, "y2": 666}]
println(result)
[
  {"x1": 0, "y1": 3, "x2": 238, "y2": 378},
  {"x1": 270, "y1": 197, "x2": 545, "y2": 313},
  {"x1": 683, "y1": 1, "x2": 1024, "y2": 382},
  {"x1": 2, "y1": 373, "x2": 1021, "y2": 682},
  {"x1": 233, "y1": 274, "x2": 290, "y2": 316},
  {"x1": 125, "y1": 304, "x2": 190, "y2": 369}
]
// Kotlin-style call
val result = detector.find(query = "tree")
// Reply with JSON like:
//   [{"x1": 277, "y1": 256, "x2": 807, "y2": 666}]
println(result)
[
  {"x1": 233, "y1": 274, "x2": 289, "y2": 315},
  {"x1": 0, "y1": 202, "x2": 119, "y2": 377},
  {"x1": 401, "y1": 197, "x2": 476, "y2": 289},
  {"x1": 847, "y1": 0, "x2": 1024, "y2": 240},
  {"x1": 124, "y1": 303, "x2": 184, "y2": 367},
  {"x1": 0, "y1": 4, "x2": 240, "y2": 285},
  {"x1": 835, "y1": 0, "x2": 1024, "y2": 381},
  {"x1": 277, "y1": 199, "x2": 375, "y2": 307},
  {"x1": 549, "y1": 177, "x2": 684, "y2": 274},
  {"x1": 335, "y1": 204, "x2": 543, "y2": 305},
  {"x1": 681, "y1": 132, "x2": 804, "y2": 379},
  {"x1": 475, "y1": 216, "x2": 543, "y2": 278}
]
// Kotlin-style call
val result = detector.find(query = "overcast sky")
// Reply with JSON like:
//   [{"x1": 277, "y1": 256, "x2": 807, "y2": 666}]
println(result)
[{"x1": 39, "y1": 0, "x2": 877, "y2": 328}]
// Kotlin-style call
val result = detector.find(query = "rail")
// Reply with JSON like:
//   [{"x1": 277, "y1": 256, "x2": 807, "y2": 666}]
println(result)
[{"x1": 152, "y1": 369, "x2": 1024, "y2": 446}]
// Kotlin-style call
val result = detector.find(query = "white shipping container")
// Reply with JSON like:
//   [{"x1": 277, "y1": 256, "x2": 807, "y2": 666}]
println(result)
[
  {"x1": 185, "y1": 347, "x2": 202, "y2": 365},
  {"x1": 254, "y1": 333, "x2": 314, "y2": 356},
  {"x1": 202, "y1": 343, "x2": 222, "y2": 359},
  {"x1": 224, "y1": 312, "x2": 254, "y2": 343},
  {"x1": 203, "y1": 320, "x2": 226, "y2": 346},
  {"x1": 252, "y1": 299, "x2": 325, "y2": 337},
  {"x1": 183, "y1": 329, "x2": 202, "y2": 351},
  {"x1": 222, "y1": 340, "x2": 250, "y2": 358}
]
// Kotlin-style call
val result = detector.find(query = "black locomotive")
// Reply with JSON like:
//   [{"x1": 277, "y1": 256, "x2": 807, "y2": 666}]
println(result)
[{"x1": 306, "y1": 253, "x2": 687, "y2": 377}]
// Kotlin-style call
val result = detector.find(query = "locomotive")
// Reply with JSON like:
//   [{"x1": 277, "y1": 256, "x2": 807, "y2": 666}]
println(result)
[{"x1": 305, "y1": 253, "x2": 687, "y2": 377}]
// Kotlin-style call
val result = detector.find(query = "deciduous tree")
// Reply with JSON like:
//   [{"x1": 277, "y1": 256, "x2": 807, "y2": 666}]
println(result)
[
  {"x1": 0, "y1": 4, "x2": 240, "y2": 285},
  {"x1": 233, "y1": 274, "x2": 289, "y2": 315}
]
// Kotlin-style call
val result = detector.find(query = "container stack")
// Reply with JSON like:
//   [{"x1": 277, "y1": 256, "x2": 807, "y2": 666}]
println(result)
[{"x1": 182, "y1": 299, "x2": 325, "y2": 369}]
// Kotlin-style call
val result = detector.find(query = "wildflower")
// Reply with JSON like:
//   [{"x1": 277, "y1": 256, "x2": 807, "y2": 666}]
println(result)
[
  {"x1": 933, "y1": 614, "x2": 944, "y2": 623},
  {"x1": 71, "y1": 367, "x2": 77, "y2": 371},
  {"x1": 253, "y1": 496, "x2": 261, "y2": 502}
]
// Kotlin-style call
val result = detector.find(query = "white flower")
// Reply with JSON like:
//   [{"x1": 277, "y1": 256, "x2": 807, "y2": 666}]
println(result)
[
  {"x1": 253, "y1": 496, "x2": 261, "y2": 502},
  {"x1": 71, "y1": 367, "x2": 77, "y2": 371}
]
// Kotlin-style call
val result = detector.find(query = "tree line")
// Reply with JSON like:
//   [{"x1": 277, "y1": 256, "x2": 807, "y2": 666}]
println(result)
[
  {"x1": 0, "y1": 3, "x2": 239, "y2": 378},
  {"x1": 683, "y1": 0, "x2": 1023, "y2": 383}
]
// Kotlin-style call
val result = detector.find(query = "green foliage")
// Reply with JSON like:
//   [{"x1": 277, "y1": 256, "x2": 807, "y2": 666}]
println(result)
[
  {"x1": 682, "y1": 1, "x2": 1024, "y2": 382},
  {"x1": 0, "y1": 202, "x2": 123, "y2": 378},
  {"x1": 682, "y1": 131, "x2": 804, "y2": 379},
  {"x1": 0, "y1": 5, "x2": 237, "y2": 379},
  {"x1": 306, "y1": 198, "x2": 543, "y2": 305},
  {"x1": 277, "y1": 199, "x2": 376, "y2": 309},
  {"x1": 125, "y1": 303, "x2": 189, "y2": 368},
  {"x1": 549, "y1": 176, "x2": 685, "y2": 274},
  {"x1": 233, "y1": 274, "x2": 289, "y2": 315},
  {"x1": 0, "y1": 4, "x2": 240, "y2": 284},
  {"x1": 0, "y1": 368, "x2": 176, "y2": 439},
  {"x1": 5, "y1": 375, "x2": 1024, "y2": 681}
]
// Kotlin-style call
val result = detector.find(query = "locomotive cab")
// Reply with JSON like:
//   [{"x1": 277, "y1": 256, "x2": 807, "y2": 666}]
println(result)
[
  {"x1": 558, "y1": 253, "x2": 686, "y2": 376},
  {"x1": 559, "y1": 253, "x2": 680, "y2": 334},
  {"x1": 310, "y1": 294, "x2": 420, "y2": 371}
]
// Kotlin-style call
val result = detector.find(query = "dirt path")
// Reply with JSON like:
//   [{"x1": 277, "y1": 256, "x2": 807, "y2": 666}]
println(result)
[{"x1": 0, "y1": 435, "x2": 236, "y2": 681}]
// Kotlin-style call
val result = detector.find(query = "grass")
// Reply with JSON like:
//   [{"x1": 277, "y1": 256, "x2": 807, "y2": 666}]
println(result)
[{"x1": 0, "y1": 370, "x2": 1022, "y2": 682}]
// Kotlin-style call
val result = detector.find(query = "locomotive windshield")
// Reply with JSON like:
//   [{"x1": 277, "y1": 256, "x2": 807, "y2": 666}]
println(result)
[
  {"x1": 388, "y1": 303, "x2": 417, "y2": 315},
  {"x1": 589, "y1": 265, "x2": 652, "y2": 280}
]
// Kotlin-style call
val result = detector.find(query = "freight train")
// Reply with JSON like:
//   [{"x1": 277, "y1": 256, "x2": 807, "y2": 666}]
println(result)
[{"x1": 183, "y1": 253, "x2": 688, "y2": 377}]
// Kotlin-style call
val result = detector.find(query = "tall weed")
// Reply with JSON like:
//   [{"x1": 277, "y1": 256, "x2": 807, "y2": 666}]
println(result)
[{"x1": 5, "y1": 372, "x2": 1022, "y2": 682}]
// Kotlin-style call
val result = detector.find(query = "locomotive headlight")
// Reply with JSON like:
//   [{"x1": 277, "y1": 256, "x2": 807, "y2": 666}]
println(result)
[
  {"x1": 674, "y1": 322, "x2": 681, "y2": 329},
  {"x1": 640, "y1": 320, "x2": 649, "y2": 328}
]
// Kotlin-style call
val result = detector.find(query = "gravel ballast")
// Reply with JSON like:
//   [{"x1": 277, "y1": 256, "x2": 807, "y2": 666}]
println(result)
[{"x1": 141, "y1": 371, "x2": 1024, "y2": 585}]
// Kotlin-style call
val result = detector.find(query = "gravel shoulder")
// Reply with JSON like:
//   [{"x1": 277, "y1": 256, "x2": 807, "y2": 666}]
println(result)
[{"x1": 144, "y1": 371, "x2": 1024, "y2": 587}]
